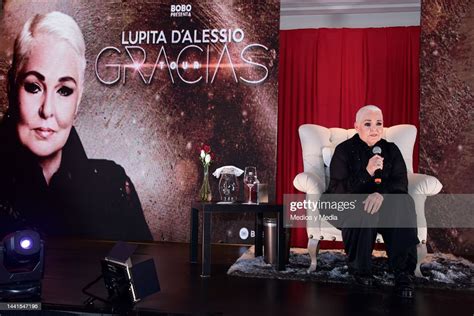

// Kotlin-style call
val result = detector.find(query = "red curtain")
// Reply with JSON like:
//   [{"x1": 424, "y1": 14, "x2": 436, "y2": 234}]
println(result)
[{"x1": 277, "y1": 27, "x2": 421, "y2": 248}]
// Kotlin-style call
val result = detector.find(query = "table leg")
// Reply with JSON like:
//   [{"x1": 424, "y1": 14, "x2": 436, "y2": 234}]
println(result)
[
  {"x1": 201, "y1": 211, "x2": 212, "y2": 277},
  {"x1": 190, "y1": 207, "x2": 199, "y2": 263},
  {"x1": 277, "y1": 211, "x2": 286, "y2": 271},
  {"x1": 255, "y1": 212, "x2": 263, "y2": 257}
]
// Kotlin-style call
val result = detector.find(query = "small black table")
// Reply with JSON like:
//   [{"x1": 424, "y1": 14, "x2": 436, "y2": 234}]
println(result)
[{"x1": 189, "y1": 202, "x2": 285, "y2": 277}]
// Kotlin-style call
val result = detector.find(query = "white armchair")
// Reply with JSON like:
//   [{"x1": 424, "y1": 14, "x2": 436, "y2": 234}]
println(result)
[{"x1": 293, "y1": 124, "x2": 443, "y2": 277}]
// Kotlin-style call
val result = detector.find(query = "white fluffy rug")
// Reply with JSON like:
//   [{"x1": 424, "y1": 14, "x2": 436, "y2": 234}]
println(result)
[{"x1": 227, "y1": 247, "x2": 474, "y2": 290}]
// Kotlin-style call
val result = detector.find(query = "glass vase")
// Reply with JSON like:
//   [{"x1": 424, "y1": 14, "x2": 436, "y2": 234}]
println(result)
[
  {"x1": 218, "y1": 168, "x2": 239, "y2": 203},
  {"x1": 199, "y1": 164, "x2": 212, "y2": 202}
]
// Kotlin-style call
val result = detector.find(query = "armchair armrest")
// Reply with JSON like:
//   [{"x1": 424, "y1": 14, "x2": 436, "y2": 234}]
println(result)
[
  {"x1": 293, "y1": 172, "x2": 325, "y2": 242},
  {"x1": 406, "y1": 173, "x2": 440, "y2": 269},
  {"x1": 407, "y1": 173, "x2": 443, "y2": 196},
  {"x1": 293, "y1": 172, "x2": 325, "y2": 195}
]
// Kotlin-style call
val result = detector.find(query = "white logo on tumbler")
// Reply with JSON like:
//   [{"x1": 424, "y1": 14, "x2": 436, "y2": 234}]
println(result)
[
  {"x1": 170, "y1": 4, "x2": 192, "y2": 17},
  {"x1": 239, "y1": 228, "x2": 249, "y2": 240}
]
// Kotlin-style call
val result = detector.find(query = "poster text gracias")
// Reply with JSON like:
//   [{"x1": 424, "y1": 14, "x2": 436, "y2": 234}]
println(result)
[{"x1": 95, "y1": 29, "x2": 272, "y2": 85}]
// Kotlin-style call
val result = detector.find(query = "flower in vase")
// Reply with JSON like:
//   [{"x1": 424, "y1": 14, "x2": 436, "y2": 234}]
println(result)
[
  {"x1": 198, "y1": 144, "x2": 214, "y2": 166},
  {"x1": 197, "y1": 143, "x2": 215, "y2": 201}
]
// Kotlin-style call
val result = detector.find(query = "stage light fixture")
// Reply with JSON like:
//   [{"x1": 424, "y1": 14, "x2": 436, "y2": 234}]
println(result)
[
  {"x1": 83, "y1": 241, "x2": 160, "y2": 307},
  {"x1": 0, "y1": 230, "x2": 44, "y2": 301}
]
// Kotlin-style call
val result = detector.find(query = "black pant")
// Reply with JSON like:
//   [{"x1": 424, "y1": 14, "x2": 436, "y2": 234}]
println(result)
[{"x1": 321, "y1": 194, "x2": 419, "y2": 274}]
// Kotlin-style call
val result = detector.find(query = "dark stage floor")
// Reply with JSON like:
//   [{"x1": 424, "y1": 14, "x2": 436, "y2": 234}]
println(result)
[{"x1": 39, "y1": 240, "x2": 473, "y2": 316}]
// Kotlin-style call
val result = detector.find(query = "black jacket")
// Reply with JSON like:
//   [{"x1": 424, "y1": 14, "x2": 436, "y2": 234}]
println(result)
[
  {"x1": 326, "y1": 133, "x2": 408, "y2": 194},
  {"x1": 0, "y1": 123, "x2": 152, "y2": 241}
]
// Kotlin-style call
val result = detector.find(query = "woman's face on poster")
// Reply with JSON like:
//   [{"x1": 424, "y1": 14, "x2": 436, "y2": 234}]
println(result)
[{"x1": 16, "y1": 34, "x2": 82, "y2": 158}]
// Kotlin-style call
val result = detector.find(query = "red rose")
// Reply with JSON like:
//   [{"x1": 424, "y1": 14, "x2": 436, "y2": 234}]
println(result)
[{"x1": 203, "y1": 145, "x2": 211, "y2": 153}]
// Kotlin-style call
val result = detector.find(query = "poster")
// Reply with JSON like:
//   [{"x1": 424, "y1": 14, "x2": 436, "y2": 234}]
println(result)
[{"x1": 0, "y1": 0, "x2": 280, "y2": 242}]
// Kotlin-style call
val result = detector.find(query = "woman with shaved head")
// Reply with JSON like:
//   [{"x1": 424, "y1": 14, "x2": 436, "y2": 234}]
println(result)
[
  {"x1": 0, "y1": 12, "x2": 151, "y2": 241},
  {"x1": 323, "y1": 105, "x2": 419, "y2": 298}
]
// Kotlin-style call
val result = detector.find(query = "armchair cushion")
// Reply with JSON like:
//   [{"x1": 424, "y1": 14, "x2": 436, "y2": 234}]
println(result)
[{"x1": 322, "y1": 146, "x2": 334, "y2": 167}]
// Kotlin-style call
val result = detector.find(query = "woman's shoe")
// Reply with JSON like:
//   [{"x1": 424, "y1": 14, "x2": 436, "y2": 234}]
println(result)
[
  {"x1": 353, "y1": 272, "x2": 377, "y2": 288},
  {"x1": 394, "y1": 272, "x2": 415, "y2": 298}
]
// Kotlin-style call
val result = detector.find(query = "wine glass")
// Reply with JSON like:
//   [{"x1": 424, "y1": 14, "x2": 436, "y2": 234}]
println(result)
[{"x1": 243, "y1": 167, "x2": 257, "y2": 204}]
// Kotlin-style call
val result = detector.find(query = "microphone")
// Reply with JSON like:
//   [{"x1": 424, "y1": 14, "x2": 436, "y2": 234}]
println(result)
[{"x1": 372, "y1": 146, "x2": 382, "y2": 184}]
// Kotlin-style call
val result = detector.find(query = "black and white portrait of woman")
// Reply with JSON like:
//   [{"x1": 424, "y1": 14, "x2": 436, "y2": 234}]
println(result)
[{"x1": 0, "y1": 11, "x2": 152, "y2": 241}]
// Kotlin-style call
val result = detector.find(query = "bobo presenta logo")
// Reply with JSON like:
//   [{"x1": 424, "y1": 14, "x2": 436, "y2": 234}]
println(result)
[{"x1": 171, "y1": 4, "x2": 192, "y2": 17}]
